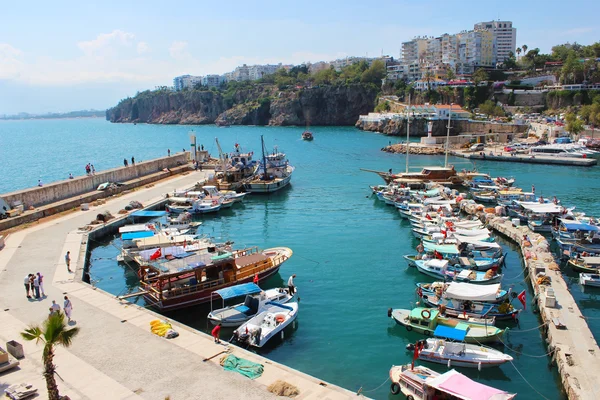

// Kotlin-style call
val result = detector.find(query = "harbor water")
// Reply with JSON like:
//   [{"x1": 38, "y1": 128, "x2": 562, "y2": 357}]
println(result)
[{"x1": 3, "y1": 118, "x2": 600, "y2": 399}]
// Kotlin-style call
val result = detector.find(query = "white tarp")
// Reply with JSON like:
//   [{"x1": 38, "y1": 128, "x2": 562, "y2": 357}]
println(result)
[
  {"x1": 445, "y1": 282, "x2": 501, "y2": 302},
  {"x1": 453, "y1": 233, "x2": 491, "y2": 243},
  {"x1": 454, "y1": 228, "x2": 490, "y2": 236},
  {"x1": 516, "y1": 201, "x2": 563, "y2": 214}
]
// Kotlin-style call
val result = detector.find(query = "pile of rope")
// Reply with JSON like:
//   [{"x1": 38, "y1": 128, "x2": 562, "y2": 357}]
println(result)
[{"x1": 536, "y1": 275, "x2": 551, "y2": 285}]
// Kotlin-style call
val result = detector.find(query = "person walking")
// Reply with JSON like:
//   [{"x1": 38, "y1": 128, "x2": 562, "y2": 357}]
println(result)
[
  {"x1": 50, "y1": 300, "x2": 60, "y2": 314},
  {"x1": 37, "y1": 272, "x2": 46, "y2": 297},
  {"x1": 131, "y1": 156, "x2": 135, "y2": 165},
  {"x1": 64, "y1": 296, "x2": 73, "y2": 322},
  {"x1": 37, "y1": 179, "x2": 43, "y2": 187},
  {"x1": 85, "y1": 164, "x2": 91, "y2": 175},
  {"x1": 211, "y1": 323, "x2": 222, "y2": 344},
  {"x1": 65, "y1": 251, "x2": 72, "y2": 272},
  {"x1": 91, "y1": 164, "x2": 95, "y2": 175},
  {"x1": 24, "y1": 274, "x2": 32, "y2": 298},
  {"x1": 168, "y1": 149, "x2": 171, "y2": 157},
  {"x1": 33, "y1": 273, "x2": 40, "y2": 299},
  {"x1": 287, "y1": 274, "x2": 296, "y2": 295},
  {"x1": 69, "y1": 173, "x2": 74, "y2": 179},
  {"x1": 124, "y1": 158, "x2": 128, "y2": 167}
]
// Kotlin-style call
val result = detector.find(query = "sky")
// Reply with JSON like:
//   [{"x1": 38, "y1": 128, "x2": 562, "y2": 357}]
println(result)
[{"x1": 0, "y1": 0, "x2": 598, "y2": 114}]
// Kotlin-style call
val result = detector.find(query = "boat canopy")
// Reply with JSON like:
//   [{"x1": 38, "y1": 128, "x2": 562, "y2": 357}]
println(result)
[
  {"x1": 516, "y1": 202, "x2": 563, "y2": 214},
  {"x1": 454, "y1": 228, "x2": 490, "y2": 236},
  {"x1": 457, "y1": 270, "x2": 474, "y2": 279},
  {"x1": 410, "y1": 308, "x2": 439, "y2": 320},
  {"x1": 465, "y1": 240, "x2": 501, "y2": 250},
  {"x1": 424, "y1": 243, "x2": 459, "y2": 255},
  {"x1": 425, "y1": 369, "x2": 515, "y2": 400},
  {"x1": 425, "y1": 259, "x2": 450, "y2": 268},
  {"x1": 433, "y1": 325, "x2": 467, "y2": 341},
  {"x1": 560, "y1": 220, "x2": 600, "y2": 232},
  {"x1": 121, "y1": 231, "x2": 154, "y2": 240},
  {"x1": 453, "y1": 233, "x2": 491, "y2": 243},
  {"x1": 119, "y1": 224, "x2": 151, "y2": 233},
  {"x1": 445, "y1": 283, "x2": 501, "y2": 302},
  {"x1": 131, "y1": 210, "x2": 167, "y2": 217},
  {"x1": 214, "y1": 283, "x2": 262, "y2": 300}
]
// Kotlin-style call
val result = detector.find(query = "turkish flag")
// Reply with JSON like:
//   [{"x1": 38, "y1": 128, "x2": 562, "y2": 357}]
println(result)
[
  {"x1": 517, "y1": 290, "x2": 526, "y2": 310},
  {"x1": 150, "y1": 248, "x2": 162, "y2": 261}
]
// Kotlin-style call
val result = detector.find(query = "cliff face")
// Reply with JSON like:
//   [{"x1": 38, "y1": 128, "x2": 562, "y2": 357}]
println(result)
[
  {"x1": 355, "y1": 118, "x2": 527, "y2": 137},
  {"x1": 107, "y1": 84, "x2": 378, "y2": 126}
]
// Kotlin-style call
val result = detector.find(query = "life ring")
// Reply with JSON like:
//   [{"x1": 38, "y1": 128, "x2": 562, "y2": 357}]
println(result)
[
  {"x1": 212, "y1": 200, "x2": 218, "y2": 206},
  {"x1": 421, "y1": 309, "x2": 432, "y2": 319},
  {"x1": 390, "y1": 382, "x2": 401, "y2": 395},
  {"x1": 405, "y1": 325, "x2": 413, "y2": 332},
  {"x1": 275, "y1": 315, "x2": 285, "y2": 324}
]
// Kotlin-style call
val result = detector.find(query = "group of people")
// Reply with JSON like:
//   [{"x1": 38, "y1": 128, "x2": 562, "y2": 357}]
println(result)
[
  {"x1": 48, "y1": 296, "x2": 74, "y2": 322},
  {"x1": 24, "y1": 273, "x2": 45, "y2": 299},
  {"x1": 85, "y1": 163, "x2": 96, "y2": 176},
  {"x1": 124, "y1": 157, "x2": 135, "y2": 167}
]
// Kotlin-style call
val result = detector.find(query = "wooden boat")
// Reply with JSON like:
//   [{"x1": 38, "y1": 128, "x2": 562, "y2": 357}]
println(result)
[
  {"x1": 208, "y1": 141, "x2": 257, "y2": 191},
  {"x1": 580, "y1": 273, "x2": 600, "y2": 287},
  {"x1": 407, "y1": 338, "x2": 513, "y2": 369},
  {"x1": 208, "y1": 283, "x2": 293, "y2": 328},
  {"x1": 233, "y1": 301, "x2": 298, "y2": 347},
  {"x1": 414, "y1": 259, "x2": 503, "y2": 284},
  {"x1": 244, "y1": 136, "x2": 294, "y2": 193},
  {"x1": 389, "y1": 307, "x2": 504, "y2": 344},
  {"x1": 138, "y1": 246, "x2": 293, "y2": 311},
  {"x1": 416, "y1": 282, "x2": 509, "y2": 303},
  {"x1": 471, "y1": 191, "x2": 497, "y2": 203},
  {"x1": 389, "y1": 364, "x2": 516, "y2": 398},
  {"x1": 301, "y1": 130, "x2": 314, "y2": 141},
  {"x1": 166, "y1": 199, "x2": 222, "y2": 214},
  {"x1": 568, "y1": 256, "x2": 600, "y2": 273},
  {"x1": 381, "y1": 166, "x2": 463, "y2": 185}
]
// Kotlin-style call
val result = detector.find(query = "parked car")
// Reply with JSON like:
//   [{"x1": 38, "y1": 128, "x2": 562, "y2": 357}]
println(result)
[{"x1": 470, "y1": 143, "x2": 485, "y2": 152}]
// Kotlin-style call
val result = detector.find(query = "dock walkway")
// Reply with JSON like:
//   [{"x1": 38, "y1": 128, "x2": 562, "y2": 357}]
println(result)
[
  {"x1": 451, "y1": 149, "x2": 598, "y2": 167},
  {"x1": 0, "y1": 169, "x2": 356, "y2": 399},
  {"x1": 461, "y1": 201, "x2": 600, "y2": 400}
]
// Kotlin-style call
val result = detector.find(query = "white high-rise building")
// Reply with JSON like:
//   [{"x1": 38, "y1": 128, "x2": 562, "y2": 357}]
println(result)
[
  {"x1": 173, "y1": 75, "x2": 203, "y2": 91},
  {"x1": 474, "y1": 20, "x2": 517, "y2": 63},
  {"x1": 202, "y1": 75, "x2": 226, "y2": 87},
  {"x1": 402, "y1": 37, "x2": 428, "y2": 64}
]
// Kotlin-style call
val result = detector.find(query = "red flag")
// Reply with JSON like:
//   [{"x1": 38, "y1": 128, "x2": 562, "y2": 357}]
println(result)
[
  {"x1": 434, "y1": 250, "x2": 443, "y2": 260},
  {"x1": 150, "y1": 248, "x2": 161, "y2": 261},
  {"x1": 411, "y1": 341, "x2": 420, "y2": 369},
  {"x1": 517, "y1": 290, "x2": 526, "y2": 310},
  {"x1": 253, "y1": 273, "x2": 259, "y2": 284}
]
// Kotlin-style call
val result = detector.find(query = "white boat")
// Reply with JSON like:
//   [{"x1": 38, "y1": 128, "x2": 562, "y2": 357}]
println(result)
[
  {"x1": 389, "y1": 364, "x2": 516, "y2": 398},
  {"x1": 233, "y1": 301, "x2": 298, "y2": 347},
  {"x1": 244, "y1": 135, "x2": 294, "y2": 193},
  {"x1": 166, "y1": 198, "x2": 222, "y2": 214},
  {"x1": 409, "y1": 338, "x2": 513, "y2": 369},
  {"x1": 208, "y1": 284, "x2": 293, "y2": 328},
  {"x1": 580, "y1": 273, "x2": 600, "y2": 287}
]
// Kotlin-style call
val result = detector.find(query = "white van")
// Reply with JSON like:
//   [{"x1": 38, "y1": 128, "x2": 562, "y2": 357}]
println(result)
[{"x1": 470, "y1": 143, "x2": 485, "y2": 152}]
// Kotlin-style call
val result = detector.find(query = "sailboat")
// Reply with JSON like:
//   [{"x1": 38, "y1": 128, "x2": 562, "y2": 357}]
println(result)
[{"x1": 243, "y1": 135, "x2": 294, "y2": 193}]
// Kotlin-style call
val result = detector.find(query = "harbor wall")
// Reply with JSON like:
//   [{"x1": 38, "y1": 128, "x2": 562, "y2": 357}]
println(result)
[
  {"x1": 1, "y1": 153, "x2": 189, "y2": 210},
  {"x1": 460, "y1": 201, "x2": 600, "y2": 400}
]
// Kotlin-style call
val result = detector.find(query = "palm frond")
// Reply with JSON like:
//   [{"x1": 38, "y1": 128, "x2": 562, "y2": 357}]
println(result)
[
  {"x1": 58, "y1": 326, "x2": 80, "y2": 347},
  {"x1": 21, "y1": 326, "x2": 44, "y2": 344},
  {"x1": 44, "y1": 313, "x2": 67, "y2": 343}
]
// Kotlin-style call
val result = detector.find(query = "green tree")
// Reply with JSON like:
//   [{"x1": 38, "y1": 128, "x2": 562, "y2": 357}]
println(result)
[
  {"x1": 312, "y1": 67, "x2": 338, "y2": 85},
  {"x1": 516, "y1": 47, "x2": 522, "y2": 59},
  {"x1": 360, "y1": 60, "x2": 386, "y2": 86},
  {"x1": 522, "y1": 44, "x2": 528, "y2": 56},
  {"x1": 423, "y1": 71, "x2": 434, "y2": 92},
  {"x1": 503, "y1": 52, "x2": 517, "y2": 69},
  {"x1": 446, "y1": 68, "x2": 456, "y2": 81},
  {"x1": 565, "y1": 113, "x2": 585, "y2": 136},
  {"x1": 472, "y1": 68, "x2": 489, "y2": 86},
  {"x1": 21, "y1": 313, "x2": 80, "y2": 400}
]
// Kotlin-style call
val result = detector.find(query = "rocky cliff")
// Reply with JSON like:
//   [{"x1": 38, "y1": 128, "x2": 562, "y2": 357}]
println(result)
[
  {"x1": 355, "y1": 118, "x2": 527, "y2": 137},
  {"x1": 106, "y1": 84, "x2": 378, "y2": 126}
]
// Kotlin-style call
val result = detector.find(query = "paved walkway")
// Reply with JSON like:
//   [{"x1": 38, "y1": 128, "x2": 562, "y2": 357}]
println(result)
[{"x1": 0, "y1": 170, "x2": 356, "y2": 400}]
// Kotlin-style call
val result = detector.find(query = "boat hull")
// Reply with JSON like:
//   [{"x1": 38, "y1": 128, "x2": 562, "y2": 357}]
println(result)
[{"x1": 244, "y1": 173, "x2": 292, "y2": 193}]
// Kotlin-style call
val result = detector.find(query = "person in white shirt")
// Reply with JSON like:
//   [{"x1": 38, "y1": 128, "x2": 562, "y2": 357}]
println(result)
[
  {"x1": 50, "y1": 300, "x2": 60, "y2": 314},
  {"x1": 287, "y1": 274, "x2": 296, "y2": 295},
  {"x1": 24, "y1": 275, "x2": 32, "y2": 298}
]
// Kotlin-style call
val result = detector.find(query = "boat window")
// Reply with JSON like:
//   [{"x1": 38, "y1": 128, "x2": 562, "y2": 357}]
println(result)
[{"x1": 241, "y1": 158, "x2": 246, "y2": 164}]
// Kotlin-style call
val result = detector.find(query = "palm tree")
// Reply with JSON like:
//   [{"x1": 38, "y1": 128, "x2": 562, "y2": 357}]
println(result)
[
  {"x1": 424, "y1": 71, "x2": 434, "y2": 92},
  {"x1": 21, "y1": 313, "x2": 80, "y2": 400},
  {"x1": 522, "y1": 45, "x2": 528, "y2": 56},
  {"x1": 516, "y1": 47, "x2": 522, "y2": 61}
]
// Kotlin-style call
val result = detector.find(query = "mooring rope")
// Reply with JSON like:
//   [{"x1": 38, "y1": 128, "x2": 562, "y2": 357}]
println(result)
[
  {"x1": 505, "y1": 322, "x2": 549, "y2": 333},
  {"x1": 509, "y1": 361, "x2": 551, "y2": 400},
  {"x1": 356, "y1": 376, "x2": 389, "y2": 395}
]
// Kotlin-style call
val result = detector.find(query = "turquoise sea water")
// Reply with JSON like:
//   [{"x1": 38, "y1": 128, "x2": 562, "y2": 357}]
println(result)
[{"x1": 4, "y1": 119, "x2": 599, "y2": 399}]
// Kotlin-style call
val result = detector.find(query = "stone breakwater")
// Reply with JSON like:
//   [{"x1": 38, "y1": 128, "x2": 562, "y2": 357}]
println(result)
[
  {"x1": 382, "y1": 144, "x2": 444, "y2": 155},
  {"x1": 461, "y1": 200, "x2": 600, "y2": 400}
]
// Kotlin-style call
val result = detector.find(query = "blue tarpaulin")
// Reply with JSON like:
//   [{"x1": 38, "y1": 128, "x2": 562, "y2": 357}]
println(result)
[
  {"x1": 131, "y1": 210, "x2": 167, "y2": 217},
  {"x1": 214, "y1": 283, "x2": 262, "y2": 300},
  {"x1": 433, "y1": 325, "x2": 467, "y2": 341},
  {"x1": 121, "y1": 231, "x2": 154, "y2": 240},
  {"x1": 562, "y1": 222, "x2": 600, "y2": 232}
]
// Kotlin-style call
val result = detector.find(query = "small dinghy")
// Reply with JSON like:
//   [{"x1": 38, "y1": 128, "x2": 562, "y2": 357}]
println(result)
[
  {"x1": 407, "y1": 338, "x2": 513, "y2": 369},
  {"x1": 580, "y1": 273, "x2": 600, "y2": 287},
  {"x1": 233, "y1": 301, "x2": 298, "y2": 347}
]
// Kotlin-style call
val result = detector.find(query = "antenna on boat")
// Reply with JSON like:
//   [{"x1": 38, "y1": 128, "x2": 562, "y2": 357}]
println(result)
[
  {"x1": 406, "y1": 94, "x2": 411, "y2": 173},
  {"x1": 444, "y1": 103, "x2": 453, "y2": 168}
]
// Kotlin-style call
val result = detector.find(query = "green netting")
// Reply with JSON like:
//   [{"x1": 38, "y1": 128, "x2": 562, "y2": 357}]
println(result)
[{"x1": 220, "y1": 354, "x2": 264, "y2": 380}]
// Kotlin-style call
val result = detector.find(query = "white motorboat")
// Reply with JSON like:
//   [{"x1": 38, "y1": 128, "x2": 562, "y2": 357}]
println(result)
[
  {"x1": 233, "y1": 301, "x2": 298, "y2": 347},
  {"x1": 208, "y1": 284, "x2": 293, "y2": 328},
  {"x1": 166, "y1": 198, "x2": 222, "y2": 214},
  {"x1": 244, "y1": 136, "x2": 294, "y2": 193},
  {"x1": 408, "y1": 338, "x2": 513, "y2": 369},
  {"x1": 580, "y1": 273, "x2": 600, "y2": 287}
]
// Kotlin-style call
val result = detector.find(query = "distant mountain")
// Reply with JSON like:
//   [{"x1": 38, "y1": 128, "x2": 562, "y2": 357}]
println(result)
[{"x1": 0, "y1": 110, "x2": 106, "y2": 120}]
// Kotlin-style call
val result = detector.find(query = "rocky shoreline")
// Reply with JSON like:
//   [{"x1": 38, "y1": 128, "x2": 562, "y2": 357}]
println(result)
[{"x1": 382, "y1": 144, "x2": 445, "y2": 155}]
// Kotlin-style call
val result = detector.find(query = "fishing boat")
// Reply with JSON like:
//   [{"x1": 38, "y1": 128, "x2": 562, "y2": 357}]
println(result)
[
  {"x1": 471, "y1": 191, "x2": 496, "y2": 203},
  {"x1": 389, "y1": 364, "x2": 516, "y2": 398},
  {"x1": 381, "y1": 166, "x2": 463, "y2": 186},
  {"x1": 233, "y1": 301, "x2": 298, "y2": 347},
  {"x1": 166, "y1": 198, "x2": 222, "y2": 214},
  {"x1": 208, "y1": 283, "x2": 293, "y2": 327},
  {"x1": 416, "y1": 282, "x2": 509, "y2": 303},
  {"x1": 389, "y1": 307, "x2": 504, "y2": 344},
  {"x1": 208, "y1": 141, "x2": 257, "y2": 191},
  {"x1": 301, "y1": 130, "x2": 314, "y2": 141},
  {"x1": 580, "y1": 273, "x2": 600, "y2": 287},
  {"x1": 568, "y1": 256, "x2": 600, "y2": 273},
  {"x1": 407, "y1": 339, "x2": 513, "y2": 369},
  {"x1": 414, "y1": 259, "x2": 503, "y2": 283},
  {"x1": 244, "y1": 136, "x2": 294, "y2": 193},
  {"x1": 137, "y1": 246, "x2": 293, "y2": 311}
]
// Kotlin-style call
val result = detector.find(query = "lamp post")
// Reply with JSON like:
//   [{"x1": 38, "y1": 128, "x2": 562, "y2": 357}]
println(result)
[{"x1": 444, "y1": 103, "x2": 453, "y2": 167}]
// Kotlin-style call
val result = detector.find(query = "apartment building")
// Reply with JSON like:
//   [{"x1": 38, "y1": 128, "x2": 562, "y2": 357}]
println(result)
[
  {"x1": 173, "y1": 75, "x2": 203, "y2": 91},
  {"x1": 402, "y1": 37, "x2": 428, "y2": 64},
  {"x1": 202, "y1": 74, "x2": 226, "y2": 87},
  {"x1": 474, "y1": 20, "x2": 517, "y2": 63}
]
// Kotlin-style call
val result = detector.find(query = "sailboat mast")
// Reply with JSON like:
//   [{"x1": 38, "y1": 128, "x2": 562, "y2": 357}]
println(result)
[
  {"x1": 444, "y1": 103, "x2": 453, "y2": 168},
  {"x1": 406, "y1": 94, "x2": 411, "y2": 174},
  {"x1": 215, "y1": 137, "x2": 226, "y2": 173},
  {"x1": 261, "y1": 135, "x2": 268, "y2": 180}
]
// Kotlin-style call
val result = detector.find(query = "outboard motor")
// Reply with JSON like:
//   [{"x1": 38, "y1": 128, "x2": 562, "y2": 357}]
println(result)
[{"x1": 387, "y1": 308, "x2": 393, "y2": 318}]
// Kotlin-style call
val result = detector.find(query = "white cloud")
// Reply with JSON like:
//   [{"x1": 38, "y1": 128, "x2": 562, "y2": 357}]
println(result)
[
  {"x1": 0, "y1": 43, "x2": 25, "y2": 80},
  {"x1": 77, "y1": 30, "x2": 136, "y2": 58},
  {"x1": 137, "y1": 41, "x2": 150, "y2": 55},
  {"x1": 563, "y1": 27, "x2": 595, "y2": 36},
  {"x1": 169, "y1": 41, "x2": 190, "y2": 60}
]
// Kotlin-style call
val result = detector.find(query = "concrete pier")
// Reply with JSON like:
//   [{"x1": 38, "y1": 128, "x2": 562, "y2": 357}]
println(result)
[
  {"x1": 460, "y1": 201, "x2": 600, "y2": 400},
  {"x1": 451, "y1": 149, "x2": 598, "y2": 167},
  {"x1": 0, "y1": 169, "x2": 357, "y2": 399}
]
